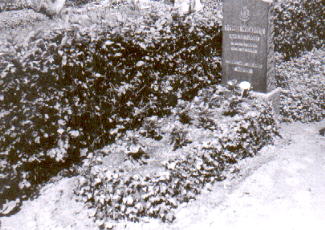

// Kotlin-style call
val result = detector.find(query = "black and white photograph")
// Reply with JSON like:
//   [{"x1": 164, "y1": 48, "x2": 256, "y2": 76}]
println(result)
[{"x1": 0, "y1": 0, "x2": 324, "y2": 229}]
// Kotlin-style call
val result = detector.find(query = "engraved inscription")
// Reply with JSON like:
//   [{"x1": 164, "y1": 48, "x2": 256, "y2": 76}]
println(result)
[
  {"x1": 234, "y1": 66, "x2": 253, "y2": 74},
  {"x1": 230, "y1": 40, "x2": 258, "y2": 54},
  {"x1": 230, "y1": 46, "x2": 258, "y2": 54},
  {"x1": 230, "y1": 41, "x2": 258, "y2": 48},
  {"x1": 225, "y1": 23, "x2": 264, "y2": 54},
  {"x1": 225, "y1": 60, "x2": 263, "y2": 69},
  {"x1": 229, "y1": 33, "x2": 260, "y2": 42},
  {"x1": 224, "y1": 24, "x2": 266, "y2": 36}
]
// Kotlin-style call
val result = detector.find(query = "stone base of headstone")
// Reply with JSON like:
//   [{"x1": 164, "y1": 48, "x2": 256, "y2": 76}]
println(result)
[
  {"x1": 319, "y1": 128, "x2": 325, "y2": 137},
  {"x1": 251, "y1": 87, "x2": 281, "y2": 119}
]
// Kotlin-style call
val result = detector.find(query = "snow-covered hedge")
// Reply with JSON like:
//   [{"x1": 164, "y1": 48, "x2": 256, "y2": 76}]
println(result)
[
  {"x1": 74, "y1": 84, "x2": 278, "y2": 228},
  {"x1": 0, "y1": 1, "x2": 221, "y2": 210},
  {"x1": 274, "y1": 0, "x2": 324, "y2": 60},
  {"x1": 276, "y1": 49, "x2": 325, "y2": 122}
]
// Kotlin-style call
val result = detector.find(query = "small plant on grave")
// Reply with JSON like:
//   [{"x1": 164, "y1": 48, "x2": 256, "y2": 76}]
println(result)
[
  {"x1": 126, "y1": 146, "x2": 150, "y2": 164},
  {"x1": 171, "y1": 100, "x2": 193, "y2": 125},
  {"x1": 139, "y1": 116, "x2": 163, "y2": 141},
  {"x1": 169, "y1": 122, "x2": 192, "y2": 151},
  {"x1": 178, "y1": 111, "x2": 192, "y2": 125},
  {"x1": 115, "y1": 129, "x2": 150, "y2": 164},
  {"x1": 221, "y1": 81, "x2": 247, "y2": 117},
  {"x1": 198, "y1": 115, "x2": 218, "y2": 131}
]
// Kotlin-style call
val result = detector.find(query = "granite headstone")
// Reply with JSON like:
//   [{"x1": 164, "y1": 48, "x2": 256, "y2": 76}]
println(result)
[{"x1": 222, "y1": 0, "x2": 275, "y2": 93}]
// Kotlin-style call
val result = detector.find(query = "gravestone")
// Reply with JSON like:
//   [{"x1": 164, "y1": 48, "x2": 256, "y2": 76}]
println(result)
[{"x1": 222, "y1": 0, "x2": 275, "y2": 93}]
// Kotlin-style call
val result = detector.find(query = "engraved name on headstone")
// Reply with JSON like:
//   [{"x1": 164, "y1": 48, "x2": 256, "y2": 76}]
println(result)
[{"x1": 222, "y1": 0, "x2": 275, "y2": 93}]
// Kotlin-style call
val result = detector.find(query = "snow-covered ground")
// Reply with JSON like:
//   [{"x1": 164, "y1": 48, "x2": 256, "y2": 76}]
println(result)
[{"x1": 1, "y1": 120, "x2": 324, "y2": 230}]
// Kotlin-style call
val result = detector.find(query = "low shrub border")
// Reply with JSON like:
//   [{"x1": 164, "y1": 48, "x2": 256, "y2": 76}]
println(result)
[{"x1": 74, "y1": 83, "x2": 279, "y2": 228}]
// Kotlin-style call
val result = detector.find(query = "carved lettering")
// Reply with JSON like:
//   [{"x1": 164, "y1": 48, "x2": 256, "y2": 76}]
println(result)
[
  {"x1": 234, "y1": 66, "x2": 253, "y2": 74},
  {"x1": 230, "y1": 46, "x2": 258, "y2": 54},
  {"x1": 224, "y1": 24, "x2": 266, "y2": 36},
  {"x1": 229, "y1": 33, "x2": 260, "y2": 42},
  {"x1": 230, "y1": 41, "x2": 258, "y2": 48},
  {"x1": 225, "y1": 60, "x2": 263, "y2": 69}
]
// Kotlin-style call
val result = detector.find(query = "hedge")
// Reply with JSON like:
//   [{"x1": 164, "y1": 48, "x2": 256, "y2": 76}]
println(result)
[
  {"x1": 0, "y1": 0, "x2": 222, "y2": 211},
  {"x1": 276, "y1": 49, "x2": 325, "y2": 122},
  {"x1": 274, "y1": 0, "x2": 324, "y2": 60}
]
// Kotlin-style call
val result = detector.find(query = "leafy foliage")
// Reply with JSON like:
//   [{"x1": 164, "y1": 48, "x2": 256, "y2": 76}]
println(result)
[
  {"x1": 0, "y1": 0, "x2": 222, "y2": 209},
  {"x1": 276, "y1": 49, "x2": 325, "y2": 122},
  {"x1": 274, "y1": 0, "x2": 325, "y2": 60},
  {"x1": 75, "y1": 83, "x2": 279, "y2": 228}
]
